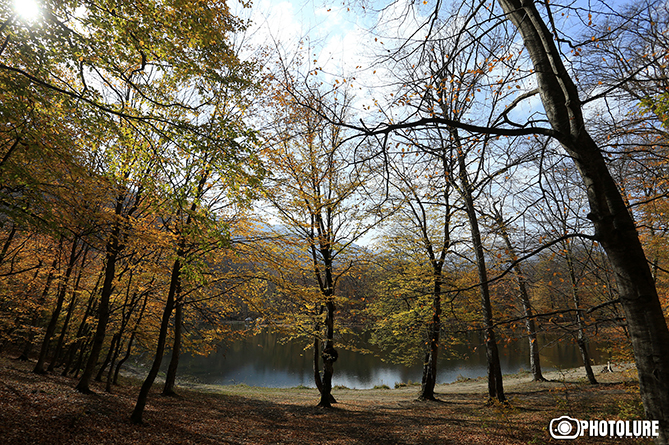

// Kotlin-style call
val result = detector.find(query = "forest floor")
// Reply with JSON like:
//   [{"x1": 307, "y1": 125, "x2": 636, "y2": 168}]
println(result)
[{"x1": 0, "y1": 356, "x2": 654, "y2": 444}]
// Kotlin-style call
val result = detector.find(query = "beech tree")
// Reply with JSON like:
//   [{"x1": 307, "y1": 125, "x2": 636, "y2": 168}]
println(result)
[
  {"x1": 381, "y1": 147, "x2": 456, "y2": 401},
  {"x1": 75, "y1": 116, "x2": 159, "y2": 394},
  {"x1": 488, "y1": 204, "x2": 546, "y2": 382},
  {"x1": 261, "y1": 83, "x2": 384, "y2": 407}
]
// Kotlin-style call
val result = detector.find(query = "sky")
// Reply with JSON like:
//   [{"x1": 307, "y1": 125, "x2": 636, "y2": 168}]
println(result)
[
  {"x1": 237, "y1": 0, "x2": 438, "y2": 97},
  {"x1": 12, "y1": 0, "x2": 40, "y2": 21},
  {"x1": 9, "y1": 0, "x2": 632, "y2": 244},
  {"x1": 241, "y1": 0, "x2": 370, "y2": 72}
]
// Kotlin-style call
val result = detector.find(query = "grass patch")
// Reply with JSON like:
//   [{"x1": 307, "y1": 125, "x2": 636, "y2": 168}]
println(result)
[{"x1": 394, "y1": 380, "x2": 420, "y2": 388}]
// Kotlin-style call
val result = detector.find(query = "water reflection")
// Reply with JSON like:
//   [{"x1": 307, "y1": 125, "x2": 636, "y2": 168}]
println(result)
[{"x1": 170, "y1": 328, "x2": 610, "y2": 389}]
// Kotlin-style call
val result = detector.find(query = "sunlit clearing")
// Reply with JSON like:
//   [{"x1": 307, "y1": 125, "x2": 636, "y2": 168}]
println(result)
[{"x1": 13, "y1": 0, "x2": 40, "y2": 21}]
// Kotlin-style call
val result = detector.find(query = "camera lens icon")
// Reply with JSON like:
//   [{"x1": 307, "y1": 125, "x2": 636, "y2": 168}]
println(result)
[{"x1": 549, "y1": 416, "x2": 581, "y2": 439}]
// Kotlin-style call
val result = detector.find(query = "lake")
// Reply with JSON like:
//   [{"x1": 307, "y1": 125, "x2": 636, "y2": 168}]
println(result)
[{"x1": 156, "y1": 326, "x2": 612, "y2": 389}]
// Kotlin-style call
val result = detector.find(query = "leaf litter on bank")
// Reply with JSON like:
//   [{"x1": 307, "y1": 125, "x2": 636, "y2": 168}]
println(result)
[{"x1": 0, "y1": 357, "x2": 653, "y2": 444}]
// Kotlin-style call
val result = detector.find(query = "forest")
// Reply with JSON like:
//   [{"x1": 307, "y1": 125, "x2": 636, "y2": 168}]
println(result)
[{"x1": 1, "y1": 0, "x2": 668, "y2": 443}]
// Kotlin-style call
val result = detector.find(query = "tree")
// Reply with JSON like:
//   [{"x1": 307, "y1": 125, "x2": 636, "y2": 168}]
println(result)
[
  {"x1": 75, "y1": 132, "x2": 154, "y2": 393},
  {"x1": 489, "y1": 204, "x2": 546, "y2": 382},
  {"x1": 371, "y1": 131, "x2": 457, "y2": 400},
  {"x1": 375, "y1": 31, "x2": 515, "y2": 403},
  {"x1": 261, "y1": 82, "x2": 383, "y2": 407},
  {"x1": 33, "y1": 236, "x2": 84, "y2": 374},
  {"x1": 534, "y1": 159, "x2": 604, "y2": 384},
  {"x1": 496, "y1": 0, "x2": 669, "y2": 437}
]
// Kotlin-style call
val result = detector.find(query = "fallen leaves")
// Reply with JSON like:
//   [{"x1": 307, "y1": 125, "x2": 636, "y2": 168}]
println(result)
[{"x1": 0, "y1": 357, "x2": 653, "y2": 444}]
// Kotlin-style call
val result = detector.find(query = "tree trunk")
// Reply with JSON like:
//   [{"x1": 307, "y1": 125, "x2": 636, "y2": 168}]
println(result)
[
  {"x1": 523, "y1": 295, "x2": 544, "y2": 382},
  {"x1": 130, "y1": 258, "x2": 180, "y2": 424},
  {"x1": 420, "y1": 270, "x2": 442, "y2": 400},
  {"x1": 0, "y1": 223, "x2": 17, "y2": 267},
  {"x1": 75, "y1": 227, "x2": 119, "y2": 393},
  {"x1": 565, "y1": 246, "x2": 597, "y2": 384},
  {"x1": 62, "y1": 292, "x2": 97, "y2": 376},
  {"x1": 48, "y1": 245, "x2": 88, "y2": 372},
  {"x1": 47, "y1": 291, "x2": 78, "y2": 372},
  {"x1": 313, "y1": 334, "x2": 323, "y2": 393},
  {"x1": 76, "y1": 183, "x2": 144, "y2": 393},
  {"x1": 312, "y1": 307, "x2": 335, "y2": 402},
  {"x1": 454, "y1": 132, "x2": 505, "y2": 403},
  {"x1": 576, "y1": 334, "x2": 598, "y2": 384},
  {"x1": 318, "y1": 300, "x2": 337, "y2": 407},
  {"x1": 72, "y1": 331, "x2": 93, "y2": 379},
  {"x1": 162, "y1": 299, "x2": 183, "y2": 396},
  {"x1": 105, "y1": 333, "x2": 123, "y2": 392},
  {"x1": 34, "y1": 237, "x2": 79, "y2": 374},
  {"x1": 497, "y1": 0, "x2": 669, "y2": 440},
  {"x1": 18, "y1": 251, "x2": 59, "y2": 361},
  {"x1": 112, "y1": 338, "x2": 131, "y2": 386},
  {"x1": 494, "y1": 211, "x2": 545, "y2": 382},
  {"x1": 114, "y1": 292, "x2": 150, "y2": 385},
  {"x1": 95, "y1": 333, "x2": 119, "y2": 382}
]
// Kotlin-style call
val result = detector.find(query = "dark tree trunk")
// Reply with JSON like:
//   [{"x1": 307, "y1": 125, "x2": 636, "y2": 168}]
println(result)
[
  {"x1": 494, "y1": 211, "x2": 545, "y2": 382},
  {"x1": 104, "y1": 333, "x2": 123, "y2": 392},
  {"x1": 72, "y1": 332, "x2": 93, "y2": 379},
  {"x1": 313, "y1": 334, "x2": 323, "y2": 393},
  {"x1": 105, "y1": 273, "x2": 146, "y2": 390},
  {"x1": 455, "y1": 132, "x2": 505, "y2": 403},
  {"x1": 130, "y1": 258, "x2": 181, "y2": 424},
  {"x1": 0, "y1": 223, "x2": 17, "y2": 267},
  {"x1": 497, "y1": 0, "x2": 669, "y2": 440},
  {"x1": 75, "y1": 227, "x2": 119, "y2": 393},
  {"x1": 47, "y1": 292, "x2": 78, "y2": 372},
  {"x1": 76, "y1": 184, "x2": 143, "y2": 393},
  {"x1": 19, "y1": 252, "x2": 59, "y2": 361},
  {"x1": 62, "y1": 292, "x2": 97, "y2": 376},
  {"x1": 34, "y1": 238, "x2": 80, "y2": 374},
  {"x1": 312, "y1": 307, "x2": 334, "y2": 402},
  {"x1": 95, "y1": 333, "x2": 119, "y2": 382},
  {"x1": 112, "y1": 338, "x2": 130, "y2": 386},
  {"x1": 114, "y1": 292, "x2": 150, "y2": 385},
  {"x1": 420, "y1": 271, "x2": 442, "y2": 400},
  {"x1": 48, "y1": 246, "x2": 88, "y2": 372},
  {"x1": 313, "y1": 305, "x2": 324, "y2": 393},
  {"x1": 565, "y1": 247, "x2": 597, "y2": 385},
  {"x1": 132, "y1": 176, "x2": 205, "y2": 415},
  {"x1": 318, "y1": 300, "x2": 337, "y2": 407},
  {"x1": 162, "y1": 299, "x2": 183, "y2": 396}
]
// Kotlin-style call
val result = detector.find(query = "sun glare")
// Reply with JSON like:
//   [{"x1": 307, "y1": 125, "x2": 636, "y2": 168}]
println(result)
[{"x1": 13, "y1": 0, "x2": 40, "y2": 21}]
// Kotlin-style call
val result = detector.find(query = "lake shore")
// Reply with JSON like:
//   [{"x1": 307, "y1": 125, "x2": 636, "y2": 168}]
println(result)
[{"x1": 0, "y1": 356, "x2": 651, "y2": 444}]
